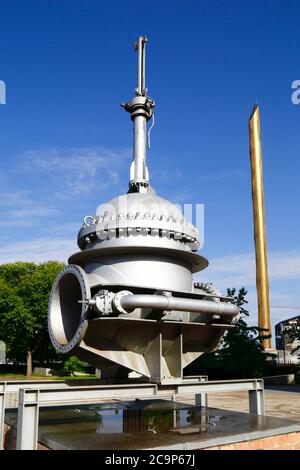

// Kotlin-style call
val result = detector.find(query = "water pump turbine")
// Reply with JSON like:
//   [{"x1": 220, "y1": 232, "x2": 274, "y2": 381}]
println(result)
[{"x1": 48, "y1": 37, "x2": 239, "y2": 384}]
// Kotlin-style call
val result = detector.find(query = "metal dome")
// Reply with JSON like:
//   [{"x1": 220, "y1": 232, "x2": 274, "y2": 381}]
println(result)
[{"x1": 77, "y1": 191, "x2": 200, "y2": 253}]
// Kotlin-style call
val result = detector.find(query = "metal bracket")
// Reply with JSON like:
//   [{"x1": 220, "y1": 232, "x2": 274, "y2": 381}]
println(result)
[{"x1": 93, "y1": 290, "x2": 115, "y2": 316}]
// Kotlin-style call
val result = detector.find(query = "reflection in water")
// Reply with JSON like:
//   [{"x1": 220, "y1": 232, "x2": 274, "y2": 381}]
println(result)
[
  {"x1": 5, "y1": 400, "x2": 225, "y2": 450},
  {"x1": 85, "y1": 400, "x2": 216, "y2": 435},
  {"x1": 6, "y1": 401, "x2": 287, "y2": 451}
]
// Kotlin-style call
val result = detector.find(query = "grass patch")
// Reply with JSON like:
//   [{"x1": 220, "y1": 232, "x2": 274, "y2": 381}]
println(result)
[{"x1": 0, "y1": 373, "x2": 97, "y2": 380}]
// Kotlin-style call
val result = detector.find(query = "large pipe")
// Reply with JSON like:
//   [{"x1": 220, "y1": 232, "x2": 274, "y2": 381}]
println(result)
[
  {"x1": 133, "y1": 114, "x2": 147, "y2": 180},
  {"x1": 116, "y1": 293, "x2": 239, "y2": 316},
  {"x1": 249, "y1": 105, "x2": 271, "y2": 349},
  {"x1": 133, "y1": 37, "x2": 147, "y2": 181}
]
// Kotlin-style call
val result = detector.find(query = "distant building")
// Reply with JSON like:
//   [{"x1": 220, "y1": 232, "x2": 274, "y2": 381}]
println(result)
[{"x1": 275, "y1": 315, "x2": 300, "y2": 362}]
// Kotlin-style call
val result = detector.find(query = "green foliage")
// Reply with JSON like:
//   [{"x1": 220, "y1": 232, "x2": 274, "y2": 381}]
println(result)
[
  {"x1": 283, "y1": 318, "x2": 300, "y2": 355},
  {"x1": 0, "y1": 261, "x2": 64, "y2": 374},
  {"x1": 219, "y1": 287, "x2": 268, "y2": 378},
  {"x1": 185, "y1": 287, "x2": 269, "y2": 379},
  {"x1": 62, "y1": 355, "x2": 87, "y2": 373},
  {"x1": 284, "y1": 319, "x2": 300, "y2": 342}
]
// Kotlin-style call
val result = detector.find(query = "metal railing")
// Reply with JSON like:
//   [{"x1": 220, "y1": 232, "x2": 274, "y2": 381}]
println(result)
[{"x1": 0, "y1": 378, "x2": 264, "y2": 450}]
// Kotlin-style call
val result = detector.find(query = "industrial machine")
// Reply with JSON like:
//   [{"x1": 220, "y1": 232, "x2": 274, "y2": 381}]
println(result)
[{"x1": 48, "y1": 37, "x2": 239, "y2": 384}]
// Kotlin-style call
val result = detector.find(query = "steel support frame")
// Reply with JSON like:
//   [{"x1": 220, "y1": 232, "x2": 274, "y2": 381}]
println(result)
[
  {"x1": 0, "y1": 379, "x2": 72, "y2": 450},
  {"x1": 248, "y1": 387, "x2": 265, "y2": 415},
  {"x1": 16, "y1": 389, "x2": 40, "y2": 451},
  {"x1": 15, "y1": 383, "x2": 158, "y2": 450},
  {"x1": 0, "y1": 378, "x2": 264, "y2": 450},
  {"x1": 0, "y1": 379, "x2": 68, "y2": 395},
  {"x1": 193, "y1": 379, "x2": 265, "y2": 415}
]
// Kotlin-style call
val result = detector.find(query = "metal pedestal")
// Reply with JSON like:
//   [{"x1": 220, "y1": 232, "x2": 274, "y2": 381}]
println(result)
[{"x1": 0, "y1": 378, "x2": 264, "y2": 450}]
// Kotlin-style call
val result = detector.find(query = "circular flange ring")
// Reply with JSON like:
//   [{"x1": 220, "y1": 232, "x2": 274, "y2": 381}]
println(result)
[{"x1": 48, "y1": 264, "x2": 91, "y2": 353}]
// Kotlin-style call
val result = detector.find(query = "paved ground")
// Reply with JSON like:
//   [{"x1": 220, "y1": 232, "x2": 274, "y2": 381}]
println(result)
[{"x1": 189, "y1": 385, "x2": 300, "y2": 422}]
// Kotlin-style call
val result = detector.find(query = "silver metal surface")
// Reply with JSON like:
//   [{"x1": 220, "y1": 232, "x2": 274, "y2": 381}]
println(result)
[
  {"x1": 0, "y1": 379, "x2": 81, "y2": 448},
  {"x1": 122, "y1": 36, "x2": 154, "y2": 191},
  {"x1": 249, "y1": 388, "x2": 265, "y2": 415},
  {"x1": 132, "y1": 114, "x2": 147, "y2": 183},
  {"x1": 48, "y1": 265, "x2": 89, "y2": 353},
  {"x1": 16, "y1": 389, "x2": 39, "y2": 450},
  {"x1": 115, "y1": 293, "x2": 239, "y2": 316},
  {"x1": 135, "y1": 36, "x2": 147, "y2": 96},
  {"x1": 48, "y1": 36, "x2": 239, "y2": 383},
  {"x1": 195, "y1": 392, "x2": 208, "y2": 408}
]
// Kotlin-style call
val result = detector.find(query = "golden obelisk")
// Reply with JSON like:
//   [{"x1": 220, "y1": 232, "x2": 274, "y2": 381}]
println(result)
[{"x1": 249, "y1": 105, "x2": 271, "y2": 349}]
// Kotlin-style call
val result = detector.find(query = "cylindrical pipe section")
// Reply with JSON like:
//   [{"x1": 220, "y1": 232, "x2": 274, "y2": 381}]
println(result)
[
  {"x1": 142, "y1": 40, "x2": 146, "y2": 94},
  {"x1": 137, "y1": 38, "x2": 142, "y2": 95},
  {"x1": 117, "y1": 294, "x2": 239, "y2": 317},
  {"x1": 137, "y1": 36, "x2": 146, "y2": 95},
  {"x1": 133, "y1": 115, "x2": 147, "y2": 180}
]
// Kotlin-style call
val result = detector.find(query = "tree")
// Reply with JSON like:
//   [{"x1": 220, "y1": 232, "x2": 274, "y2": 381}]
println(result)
[
  {"x1": 63, "y1": 356, "x2": 87, "y2": 374},
  {"x1": 218, "y1": 287, "x2": 268, "y2": 378},
  {"x1": 185, "y1": 287, "x2": 269, "y2": 379},
  {"x1": 284, "y1": 318, "x2": 300, "y2": 356},
  {"x1": 0, "y1": 261, "x2": 64, "y2": 376}
]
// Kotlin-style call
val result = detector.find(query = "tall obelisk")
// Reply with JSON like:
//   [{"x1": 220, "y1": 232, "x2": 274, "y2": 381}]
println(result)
[{"x1": 249, "y1": 105, "x2": 271, "y2": 349}]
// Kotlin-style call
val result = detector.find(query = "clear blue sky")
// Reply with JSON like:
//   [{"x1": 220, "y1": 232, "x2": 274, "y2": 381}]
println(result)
[{"x1": 0, "y1": 0, "x2": 300, "y2": 336}]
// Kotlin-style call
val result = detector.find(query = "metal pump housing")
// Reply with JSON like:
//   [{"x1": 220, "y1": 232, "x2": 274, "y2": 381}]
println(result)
[{"x1": 48, "y1": 37, "x2": 239, "y2": 384}]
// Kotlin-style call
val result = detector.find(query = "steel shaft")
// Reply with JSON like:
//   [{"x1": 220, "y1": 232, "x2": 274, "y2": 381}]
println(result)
[
  {"x1": 132, "y1": 114, "x2": 147, "y2": 181},
  {"x1": 118, "y1": 293, "x2": 239, "y2": 316}
]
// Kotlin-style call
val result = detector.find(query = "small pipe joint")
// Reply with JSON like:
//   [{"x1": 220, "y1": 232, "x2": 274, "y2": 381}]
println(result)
[
  {"x1": 113, "y1": 290, "x2": 134, "y2": 314},
  {"x1": 122, "y1": 95, "x2": 154, "y2": 121}
]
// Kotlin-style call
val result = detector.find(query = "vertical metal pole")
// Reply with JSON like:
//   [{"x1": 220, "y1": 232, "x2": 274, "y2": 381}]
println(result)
[
  {"x1": 248, "y1": 381, "x2": 265, "y2": 415},
  {"x1": 195, "y1": 392, "x2": 208, "y2": 408},
  {"x1": 136, "y1": 36, "x2": 146, "y2": 96},
  {"x1": 16, "y1": 389, "x2": 39, "y2": 450},
  {"x1": 137, "y1": 38, "x2": 142, "y2": 95},
  {"x1": 133, "y1": 36, "x2": 147, "y2": 184},
  {"x1": 144, "y1": 333, "x2": 162, "y2": 383},
  {"x1": 0, "y1": 383, "x2": 6, "y2": 450},
  {"x1": 249, "y1": 105, "x2": 271, "y2": 349},
  {"x1": 142, "y1": 39, "x2": 146, "y2": 95},
  {"x1": 132, "y1": 115, "x2": 147, "y2": 180},
  {"x1": 123, "y1": 36, "x2": 153, "y2": 192}
]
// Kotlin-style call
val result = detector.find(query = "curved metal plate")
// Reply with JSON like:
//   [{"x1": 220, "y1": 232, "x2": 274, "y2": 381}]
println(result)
[{"x1": 69, "y1": 246, "x2": 208, "y2": 274}]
